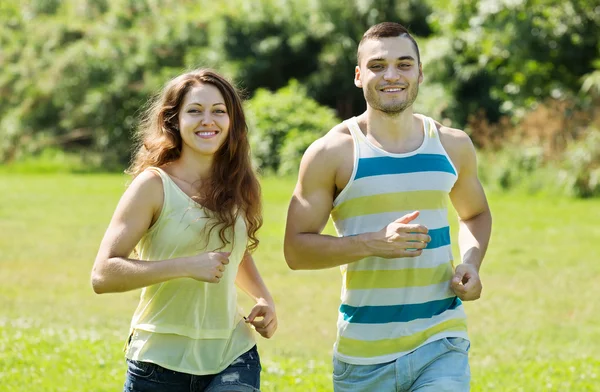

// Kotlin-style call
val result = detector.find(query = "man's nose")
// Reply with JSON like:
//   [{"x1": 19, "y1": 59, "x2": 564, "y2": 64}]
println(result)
[{"x1": 383, "y1": 67, "x2": 400, "y2": 81}]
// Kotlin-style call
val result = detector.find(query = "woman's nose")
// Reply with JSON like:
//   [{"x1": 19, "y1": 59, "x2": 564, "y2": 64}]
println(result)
[{"x1": 201, "y1": 113, "x2": 214, "y2": 126}]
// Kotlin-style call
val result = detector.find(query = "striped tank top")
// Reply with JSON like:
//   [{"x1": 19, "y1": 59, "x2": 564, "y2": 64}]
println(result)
[{"x1": 331, "y1": 115, "x2": 468, "y2": 365}]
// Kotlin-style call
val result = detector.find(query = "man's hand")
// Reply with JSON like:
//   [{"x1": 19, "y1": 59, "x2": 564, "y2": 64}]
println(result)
[
  {"x1": 451, "y1": 263, "x2": 482, "y2": 301},
  {"x1": 246, "y1": 298, "x2": 277, "y2": 339},
  {"x1": 367, "y1": 211, "x2": 431, "y2": 258}
]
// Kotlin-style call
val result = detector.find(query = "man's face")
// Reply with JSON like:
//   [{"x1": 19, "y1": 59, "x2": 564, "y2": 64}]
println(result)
[{"x1": 355, "y1": 36, "x2": 423, "y2": 115}]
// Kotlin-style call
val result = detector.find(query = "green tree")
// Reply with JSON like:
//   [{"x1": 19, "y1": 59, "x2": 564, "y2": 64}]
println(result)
[
  {"x1": 0, "y1": 0, "x2": 219, "y2": 167},
  {"x1": 245, "y1": 80, "x2": 339, "y2": 175},
  {"x1": 215, "y1": 0, "x2": 434, "y2": 119},
  {"x1": 426, "y1": 0, "x2": 600, "y2": 126}
]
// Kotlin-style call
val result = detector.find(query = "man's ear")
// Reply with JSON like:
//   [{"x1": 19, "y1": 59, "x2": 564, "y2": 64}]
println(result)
[
  {"x1": 418, "y1": 63, "x2": 424, "y2": 84},
  {"x1": 354, "y1": 66, "x2": 362, "y2": 88}
]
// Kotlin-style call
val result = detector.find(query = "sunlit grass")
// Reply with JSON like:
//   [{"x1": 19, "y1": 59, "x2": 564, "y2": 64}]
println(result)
[{"x1": 0, "y1": 173, "x2": 599, "y2": 391}]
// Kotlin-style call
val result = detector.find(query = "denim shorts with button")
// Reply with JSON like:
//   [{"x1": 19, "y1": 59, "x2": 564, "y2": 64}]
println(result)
[
  {"x1": 333, "y1": 337, "x2": 471, "y2": 392},
  {"x1": 123, "y1": 345, "x2": 261, "y2": 392}
]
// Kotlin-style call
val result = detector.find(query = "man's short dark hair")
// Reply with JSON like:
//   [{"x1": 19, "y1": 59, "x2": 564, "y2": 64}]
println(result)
[{"x1": 357, "y1": 22, "x2": 421, "y2": 65}]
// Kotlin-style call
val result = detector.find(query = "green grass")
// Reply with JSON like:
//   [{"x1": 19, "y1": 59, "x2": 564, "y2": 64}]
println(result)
[{"x1": 0, "y1": 173, "x2": 599, "y2": 391}]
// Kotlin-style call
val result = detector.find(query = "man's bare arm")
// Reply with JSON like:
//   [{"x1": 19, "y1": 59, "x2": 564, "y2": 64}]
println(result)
[
  {"x1": 284, "y1": 137, "x2": 370, "y2": 269},
  {"x1": 443, "y1": 128, "x2": 492, "y2": 300},
  {"x1": 449, "y1": 132, "x2": 492, "y2": 271},
  {"x1": 284, "y1": 133, "x2": 430, "y2": 270}
]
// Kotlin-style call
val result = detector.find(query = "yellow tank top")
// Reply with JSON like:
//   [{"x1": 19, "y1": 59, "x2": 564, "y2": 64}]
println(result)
[{"x1": 125, "y1": 167, "x2": 255, "y2": 375}]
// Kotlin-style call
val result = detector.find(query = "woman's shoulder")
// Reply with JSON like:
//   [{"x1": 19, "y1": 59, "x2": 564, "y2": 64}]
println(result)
[
  {"x1": 126, "y1": 169, "x2": 165, "y2": 207},
  {"x1": 131, "y1": 168, "x2": 164, "y2": 189}
]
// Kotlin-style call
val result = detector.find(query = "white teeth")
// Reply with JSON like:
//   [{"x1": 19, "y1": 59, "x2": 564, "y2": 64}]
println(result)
[
  {"x1": 383, "y1": 88, "x2": 404, "y2": 92},
  {"x1": 196, "y1": 131, "x2": 216, "y2": 136}
]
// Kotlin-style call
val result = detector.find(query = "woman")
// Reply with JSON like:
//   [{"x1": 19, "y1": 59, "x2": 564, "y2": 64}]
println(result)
[{"x1": 91, "y1": 69, "x2": 277, "y2": 392}]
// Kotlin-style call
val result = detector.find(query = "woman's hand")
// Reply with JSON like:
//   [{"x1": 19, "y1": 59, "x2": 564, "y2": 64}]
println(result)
[{"x1": 246, "y1": 298, "x2": 277, "y2": 339}]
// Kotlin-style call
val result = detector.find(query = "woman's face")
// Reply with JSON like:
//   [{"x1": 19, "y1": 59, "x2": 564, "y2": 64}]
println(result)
[{"x1": 178, "y1": 83, "x2": 230, "y2": 158}]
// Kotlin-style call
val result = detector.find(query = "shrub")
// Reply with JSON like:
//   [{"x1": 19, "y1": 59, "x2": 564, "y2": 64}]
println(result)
[
  {"x1": 558, "y1": 128, "x2": 600, "y2": 198},
  {"x1": 245, "y1": 80, "x2": 339, "y2": 175},
  {"x1": 479, "y1": 146, "x2": 545, "y2": 192}
]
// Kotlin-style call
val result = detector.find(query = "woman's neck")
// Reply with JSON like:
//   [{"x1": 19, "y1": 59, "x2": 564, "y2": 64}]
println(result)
[{"x1": 166, "y1": 153, "x2": 212, "y2": 187}]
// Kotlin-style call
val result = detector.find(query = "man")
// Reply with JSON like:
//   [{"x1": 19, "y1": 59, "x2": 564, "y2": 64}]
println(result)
[{"x1": 284, "y1": 22, "x2": 492, "y2": 391}]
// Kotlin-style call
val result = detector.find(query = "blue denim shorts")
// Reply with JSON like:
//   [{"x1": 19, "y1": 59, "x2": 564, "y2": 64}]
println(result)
[
  {"x1": 123, "y1": 345, "x2": 261, "y2": 392},
  {"x1": 333, "y1": 337, "x2": 471, "y2": 392}
]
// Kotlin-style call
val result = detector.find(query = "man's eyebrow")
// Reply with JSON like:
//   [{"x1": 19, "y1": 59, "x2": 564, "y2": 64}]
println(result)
[{"x1": 367, "y1": 56, "x2": 416, "y2": 62}]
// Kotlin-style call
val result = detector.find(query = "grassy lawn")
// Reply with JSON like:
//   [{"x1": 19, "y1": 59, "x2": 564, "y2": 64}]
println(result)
[{"x1": 0, "y1": 173, "x2": 599, "y2": 391}]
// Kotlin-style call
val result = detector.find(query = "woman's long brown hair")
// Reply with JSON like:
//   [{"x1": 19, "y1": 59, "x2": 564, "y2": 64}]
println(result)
[{"x1": 127, "y1": 69, "x2": 262, "y2": 251}]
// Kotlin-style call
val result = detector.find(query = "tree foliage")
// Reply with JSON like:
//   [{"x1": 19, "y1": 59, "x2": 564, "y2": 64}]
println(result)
[
  {"x1": 246, "y1": 80, "x2": 339, "y2": 175},
  {"x1": 426, "y1": 0, "x2": 600, "y2": 126},
  {"x1": 0, "y1": 0, "x2": 598, "y2": 173},
  {"x1": 0, "y1": 0, "x2": 221, "y2": 166}
]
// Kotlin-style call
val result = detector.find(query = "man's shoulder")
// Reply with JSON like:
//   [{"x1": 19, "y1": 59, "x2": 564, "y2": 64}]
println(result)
[
  {"x1": 427, "y1": 117, "x2": 477, "y2": 174},
  {"x1": 429, "y1": 118, "x2": 467, "y2": 140},
  {"x1": 307, "y1": 121, "x2": 354, "y2": 157},
  {"x1": 298, "y1": 121, "x2": 355, "y2": 183},
  {"x1": 429, "y1": 118, "x2": 474, "y2": 152}
]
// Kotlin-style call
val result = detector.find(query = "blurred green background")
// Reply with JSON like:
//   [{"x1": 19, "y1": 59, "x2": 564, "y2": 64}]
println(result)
[
  {"x1": 1, "y1": 1, "x2": 600, "y2": 391},
  {"x1": 1, "y1": 0, "x2": 599, "y2": 196}
]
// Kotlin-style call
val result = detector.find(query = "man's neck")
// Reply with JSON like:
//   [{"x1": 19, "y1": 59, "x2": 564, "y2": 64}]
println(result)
[{"x1": 358, "y1": 106, "x2": 418, "y2": 141}]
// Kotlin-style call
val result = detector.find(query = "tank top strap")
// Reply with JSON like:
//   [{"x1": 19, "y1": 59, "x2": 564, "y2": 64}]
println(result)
[
  {"x1": 145, "y1": 166, "x2": 174, "y2": 205},
  {"x1": 343, "y1": 117, "x2": 362, "y2": 145},
  {"x1": 419, "y1": 116, "x2": 443, "y2": 153},
  {"x1": 426, "y1": 116, "x2": 439, "y2": 139},
  {"x1": 344, "y1": 116, "x2": 360, "y2": 138},
  {"x1": 344, "y1": 116, "x2": 376, "y2": 159}
]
